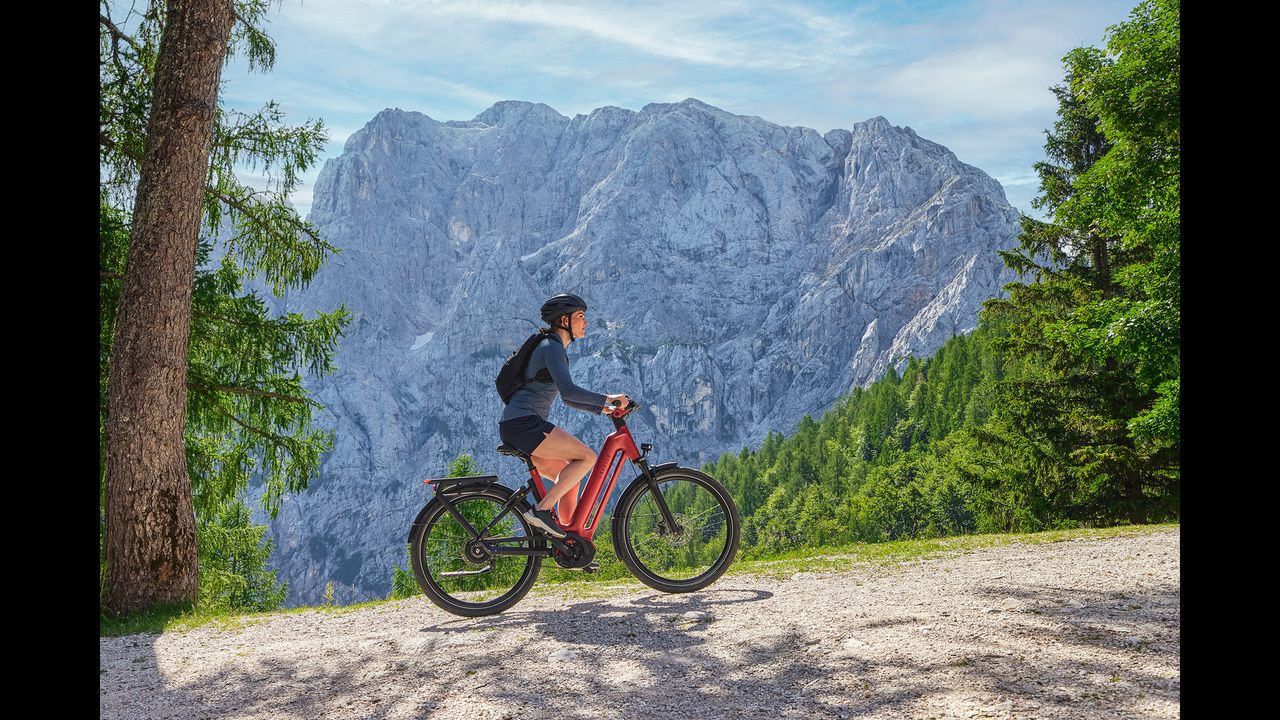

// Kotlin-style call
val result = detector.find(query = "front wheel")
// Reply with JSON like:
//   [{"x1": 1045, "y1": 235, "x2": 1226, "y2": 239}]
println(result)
[
  {"x1": 611, "y1": 467, "x2": 740, "y2": 593},
  {"x1": 409, "y1": 487, "x2": 544, "y2": 617}
]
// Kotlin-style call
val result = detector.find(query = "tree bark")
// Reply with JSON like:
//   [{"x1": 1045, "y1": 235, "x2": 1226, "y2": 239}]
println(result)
[{"x1": 103, "y1": 0, "x2": 235, "y2": 615}]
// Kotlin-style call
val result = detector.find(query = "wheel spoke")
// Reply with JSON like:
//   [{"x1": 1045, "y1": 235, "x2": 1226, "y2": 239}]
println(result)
[
  {"x1": 621, "y1": 473, "x2": 738, "y2": 586},
  {"x1": 411, "y1": 492, "x2": 543, "y2": 614}
]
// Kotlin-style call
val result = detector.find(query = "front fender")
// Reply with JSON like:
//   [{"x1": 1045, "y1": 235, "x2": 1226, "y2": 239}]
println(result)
[{"x1": 642, "y1": 461, "x2": 679, "y2": 478}]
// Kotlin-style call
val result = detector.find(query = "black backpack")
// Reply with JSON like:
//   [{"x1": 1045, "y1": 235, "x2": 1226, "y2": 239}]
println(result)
[{"x1": 496, "y1": 332, "x2": 555, "y2": 404}]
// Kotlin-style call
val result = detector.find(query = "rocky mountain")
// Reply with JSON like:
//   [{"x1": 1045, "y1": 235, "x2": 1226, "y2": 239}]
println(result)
[{"x1": 247, "y1": 98, "x2": 1022, "y2": 605}]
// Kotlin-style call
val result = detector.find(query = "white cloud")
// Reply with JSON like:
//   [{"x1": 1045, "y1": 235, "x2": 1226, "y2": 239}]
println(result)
[
  {"x1": 871, "y1": 47, "x2": 1063, "y2": 117},
  {"x1": 219, "y1": 0, "x2": 1136, "y2": 222},
  {"x1": 280, "y1": 0, "x2": 873, "y2": 72}
]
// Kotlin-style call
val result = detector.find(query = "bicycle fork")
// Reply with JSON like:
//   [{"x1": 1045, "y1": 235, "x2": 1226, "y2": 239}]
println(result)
[{"x1": 631, "y1": 454, "x2": 685, "y2": 535}]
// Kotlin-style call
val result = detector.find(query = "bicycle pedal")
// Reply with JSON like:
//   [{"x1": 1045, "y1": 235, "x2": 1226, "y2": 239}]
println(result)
[{"x1": 581, "y1": 561, "x2": 600, "y2": 574}]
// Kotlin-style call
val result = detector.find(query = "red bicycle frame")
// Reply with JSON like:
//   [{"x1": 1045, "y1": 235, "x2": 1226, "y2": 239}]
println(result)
[{"x1": 526, "y1": 418, "x2": 641, "y2": 540}]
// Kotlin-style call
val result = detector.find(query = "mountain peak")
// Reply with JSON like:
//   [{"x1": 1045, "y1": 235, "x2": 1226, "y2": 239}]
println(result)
[
  {"x1": 472, "y1": 100, "x2": 567, "y2": 127},
  {"x1": 854, "y1": 115, "x2": 894, "y2": 131}
]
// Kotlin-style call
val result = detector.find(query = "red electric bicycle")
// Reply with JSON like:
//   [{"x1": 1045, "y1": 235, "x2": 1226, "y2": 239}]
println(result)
[{"x1": 408, "y1": 399, "x2": 741, "y2": 617}]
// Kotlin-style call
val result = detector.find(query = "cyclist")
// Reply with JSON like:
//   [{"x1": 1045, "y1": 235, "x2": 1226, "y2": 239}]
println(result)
[{"x1": 499, "y1": 293, "x2": 630, "y2": 539}]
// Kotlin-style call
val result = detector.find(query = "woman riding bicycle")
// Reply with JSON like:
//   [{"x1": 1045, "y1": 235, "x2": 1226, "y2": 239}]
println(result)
[{"x1": 499, "y1": 293, "x2": 630, "y2": 539}]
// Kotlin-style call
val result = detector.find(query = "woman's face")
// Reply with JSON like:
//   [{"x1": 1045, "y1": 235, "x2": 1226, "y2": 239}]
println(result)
[{"x1": 570, "y1": 310, "x2": 586, "y2": 337}]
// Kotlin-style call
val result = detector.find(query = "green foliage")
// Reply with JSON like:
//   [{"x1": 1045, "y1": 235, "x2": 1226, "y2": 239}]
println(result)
[
  {"x1": 446, "y1": 453, "x2": 483, "y2": 478},
  {"x1": 979, "y1": 0, "x2": 1179, "y2": 526},
  {"x1": 693, "y1": 0, "x2": 1179, "y2": 559},
  {"x1": 388, "y1": 452, "x2": 490, "y2": 599},
  {"x1": 389, "y1": 544, "x2": 420, "y2": 600},
  {"x1": 100, "y1": 1, "x2": 351, "y2": 611},
  {"x1": 196, "y1": 499, "x2": 288, "y2": 612},
  {"x1": 704, "y1": 327, "x2": 1003, "y2": 558}
]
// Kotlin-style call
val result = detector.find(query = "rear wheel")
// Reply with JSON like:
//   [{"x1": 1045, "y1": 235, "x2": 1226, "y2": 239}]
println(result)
[
  {"x1": 409, "y1": 488, "x2": 544, "y2": 617},
  {"x1": 611, "y1": 468, "x2": 740, "y2": 593}
]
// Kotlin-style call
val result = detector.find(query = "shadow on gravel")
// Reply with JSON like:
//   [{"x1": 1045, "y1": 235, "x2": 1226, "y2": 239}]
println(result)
[
  {"x1": 101, "y1": 631, "x2": 435, "y2": 720},
  {"x1": 962, "y1": 579, "x2": 1177, "y2": 696},
  {"x1": 100, "y1": 562, "x2": 1180, "y2": 719},
  {"x1": 416, "y1": 585, "x2": 772, "y2": 638},
  {"x1": 401, "y1": 584, "x2": 941, "y2": 719},
  {"x1": 395, "y1": 578, "x2": 1181, "y2": 719}
]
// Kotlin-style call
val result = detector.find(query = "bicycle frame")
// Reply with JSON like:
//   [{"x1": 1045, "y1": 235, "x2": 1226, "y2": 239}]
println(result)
[
  {"x1": 528, "y1": 419, "x2": 640, "y2": 540},
  {"x1": 420, "y1": 405, "x2": 679, "y2": 558}
]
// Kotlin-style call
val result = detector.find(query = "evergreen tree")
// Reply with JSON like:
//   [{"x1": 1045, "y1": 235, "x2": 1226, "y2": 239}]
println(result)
[
  {"x1": 977, "y1": 0, "x2": 1179, "y2": 526},
  {"x1": 196, "y1": 498, "x2": 288, "y2": 611},
  {"x1": 390, "y1": 453, "x2": 487, "y2": 600},
  {"x1": 101, "y1": 0, "x2": 238, "y2": 615},
  {"x1": 100, "y1": 0, "x2": 351, "y2": 615}
]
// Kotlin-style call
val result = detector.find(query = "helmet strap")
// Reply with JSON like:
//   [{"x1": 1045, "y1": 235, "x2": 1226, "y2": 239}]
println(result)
[{"x1": 559, "y1": 319, "x2": 574, "y2": 344}]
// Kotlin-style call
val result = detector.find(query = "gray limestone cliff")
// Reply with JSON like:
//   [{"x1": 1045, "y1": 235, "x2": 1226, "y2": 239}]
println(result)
[{"x1": 248, "y1": 98, "x2": 1022, "y2": 605}]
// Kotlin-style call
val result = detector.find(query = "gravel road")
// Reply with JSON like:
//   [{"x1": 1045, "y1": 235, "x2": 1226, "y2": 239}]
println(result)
[{"x1": 100, "y1": 527, "x2": 1179, "y2": 719}]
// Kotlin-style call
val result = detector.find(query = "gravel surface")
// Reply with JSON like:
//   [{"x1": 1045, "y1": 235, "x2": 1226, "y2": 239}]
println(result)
[{"x1": 100, "y1": 528, "x2": 1179, "y2": 719}]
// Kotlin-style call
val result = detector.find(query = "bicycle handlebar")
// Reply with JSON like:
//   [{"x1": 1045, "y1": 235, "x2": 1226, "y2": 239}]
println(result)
[{"x1": 607, "y1": 398, "x2": 641, "y2": 426}]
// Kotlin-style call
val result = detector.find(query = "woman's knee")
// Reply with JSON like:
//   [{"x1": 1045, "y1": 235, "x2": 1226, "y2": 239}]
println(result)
[{"x1": 532, "y1": 456, "x2": 568, "y2": 475}]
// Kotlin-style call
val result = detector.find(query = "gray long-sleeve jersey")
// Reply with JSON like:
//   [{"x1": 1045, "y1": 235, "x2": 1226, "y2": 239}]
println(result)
[{"x1": 500, "y1": 336, "x2": 608, "y2": 422}]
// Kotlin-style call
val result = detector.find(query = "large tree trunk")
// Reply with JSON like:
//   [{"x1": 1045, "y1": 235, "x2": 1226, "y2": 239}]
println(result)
[{"x1": 102, "y1": 0, "x2": 235, "y2": 615}]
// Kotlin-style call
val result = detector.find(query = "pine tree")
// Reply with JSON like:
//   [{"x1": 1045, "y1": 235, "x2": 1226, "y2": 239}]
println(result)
[
  {"x1": 978, "y1": 0, "x2": 1179, "y2": 526},
  {"x1": 389, "y1": 454, "x2": 486, "y2": 600},
  {"x1": 196, "y1": 498, "x2": 288, "y2": 611},
  {"x1": 100, "y1": 0, "x2": 351, "y2": 615},
  {"x1": 101, "y1": 0, "x2": 238, "y2": 615}
]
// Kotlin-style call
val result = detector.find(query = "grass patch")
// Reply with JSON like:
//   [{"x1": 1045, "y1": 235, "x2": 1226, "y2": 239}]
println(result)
[
  {"x1": 102, "y1": 523, "x2": 1177, "y2": 637},
  {"x1": 729, "y1": 523, "x2": 1178, "y2": 580},
  {"x1": 99, "y1": 602, "x2": 256, "y2": 638},
  {"x1": 99, "y1": 596, "x2": 398, "y2": 638}
]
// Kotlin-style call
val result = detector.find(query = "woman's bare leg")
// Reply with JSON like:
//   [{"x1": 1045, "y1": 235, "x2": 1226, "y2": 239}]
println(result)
[
  {"x1": 529, "y1": 426, "x2": 596, "y2": 513},
  {"x1": 530, "y1": 456, "x2": 575, "y2": 518}
]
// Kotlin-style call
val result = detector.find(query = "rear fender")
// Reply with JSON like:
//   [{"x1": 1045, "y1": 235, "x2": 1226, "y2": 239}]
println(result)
[
  {"x1": 423, "y1": 473, "x2": 500, "y2": 492},
  {"x1": 407, "y1": 479, "x2": 512, "y2": 543}
]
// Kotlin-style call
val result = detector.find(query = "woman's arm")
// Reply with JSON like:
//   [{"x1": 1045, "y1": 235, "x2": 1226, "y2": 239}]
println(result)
[
  {"x1": 563, "y1": 398, "x2": 605, "y2": 414},
  {"x1": 543, "y1": 342, "x2": 608, "y2": 408}
]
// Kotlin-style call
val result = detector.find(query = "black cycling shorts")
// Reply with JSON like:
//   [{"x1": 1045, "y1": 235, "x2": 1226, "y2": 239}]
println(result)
[{"x1": 498, "y1": 414, "x2": 556, "y2": 456}]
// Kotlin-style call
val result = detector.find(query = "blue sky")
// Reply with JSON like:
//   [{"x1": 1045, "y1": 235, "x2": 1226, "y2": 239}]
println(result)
[{"x1": 194, "y1": 0, "x2": 1135, "y2": 220}]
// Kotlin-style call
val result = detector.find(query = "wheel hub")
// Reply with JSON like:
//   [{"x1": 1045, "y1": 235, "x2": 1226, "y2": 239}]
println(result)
[
  {"x1": 657, "y1": 516, "x2": 691, "y2": 547},
  {"x1": 464, "y1": 539, "x2": 492, "y2": 564}
]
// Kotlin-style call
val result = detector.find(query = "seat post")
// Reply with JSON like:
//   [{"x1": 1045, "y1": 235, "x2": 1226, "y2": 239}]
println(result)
[{"x1": 497, "y1": 443, "x2": 548, "y2": 504}]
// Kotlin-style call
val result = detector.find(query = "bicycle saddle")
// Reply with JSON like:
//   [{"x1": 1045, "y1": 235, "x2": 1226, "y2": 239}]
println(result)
[
  {"x1": 496, "y1": 443, "x2": 531, "y2": 460},
  {"x1": 497, "y1": 443, "x2": 538, "y2": 474}
]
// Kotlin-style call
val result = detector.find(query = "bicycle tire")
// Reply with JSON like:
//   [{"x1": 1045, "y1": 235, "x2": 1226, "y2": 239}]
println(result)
[
  {"x1": 409, "y1": 487, "x2": 544, "y2": 617},
  {"x1": 611, "y1": 467, "x2": 740, "y2": 593}
]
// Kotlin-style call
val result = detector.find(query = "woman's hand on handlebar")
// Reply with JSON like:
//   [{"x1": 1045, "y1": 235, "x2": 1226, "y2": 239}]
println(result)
[{"x1": 603, "y1": 393, "x2": 631, "y2": 413}]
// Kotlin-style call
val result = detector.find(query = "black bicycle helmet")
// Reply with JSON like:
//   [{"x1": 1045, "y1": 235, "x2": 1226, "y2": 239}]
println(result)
[{"x1": 540, "y1": 293, "x2": 588, "y2": 343}]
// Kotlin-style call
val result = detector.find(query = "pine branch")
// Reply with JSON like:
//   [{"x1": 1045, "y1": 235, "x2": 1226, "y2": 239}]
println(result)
[
  {"x1": 213, "y1": 406, "x2": 287, "y2": 444},
  {"x1": 193, "y1": 308, "x2": 254, "y2": 328},
  {"x1": 231, "y1": 8, "x2": 253, "y2": 32},
  {"x1": 209, "y1": 186, "x2": 323, "y2": 246},
  {"x1": 100, "y1": 132, "x2": 143, "y2": 166},
  {"x1": 99, "y1": 14, "x2": 145, "y2": 55},
  {"x1": 100, "y1": 137, "x2": 307, "y2": 258},
  {"x1": 189, "y1": 381, "x2": 313, "y2": 405}
]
